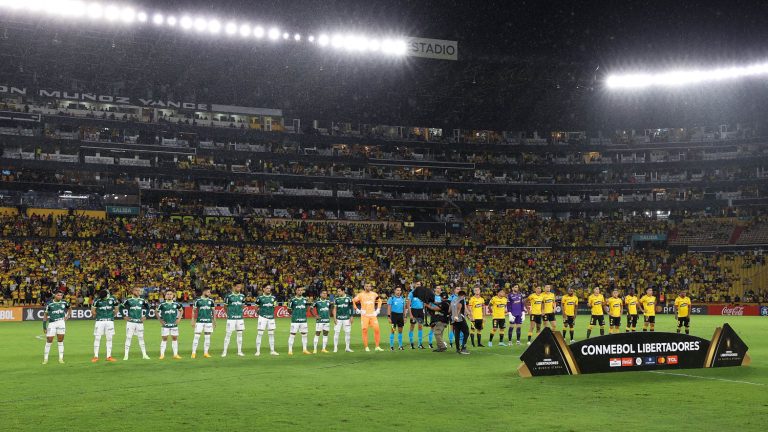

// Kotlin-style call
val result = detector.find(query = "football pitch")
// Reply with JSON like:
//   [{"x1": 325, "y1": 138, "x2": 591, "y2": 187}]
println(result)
[{"x1": 1, "y1": 316, "x2": 766, "y2": 431}]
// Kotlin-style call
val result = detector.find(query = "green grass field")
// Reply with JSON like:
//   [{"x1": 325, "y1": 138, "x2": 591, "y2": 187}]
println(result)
[{"x1": 1, "y1": 316, "x2": 766, "y2": 431}]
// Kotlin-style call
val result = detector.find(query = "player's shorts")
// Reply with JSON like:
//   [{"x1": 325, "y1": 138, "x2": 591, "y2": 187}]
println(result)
[
  {"x1": 677, "y1": 317, "x2": 690, "y2": 327},
  {"x1": 361, "y1": 316, "x2": 379, "y2": 329},
  {"x1": 543, "y1": 313, "x2": 556, "y2": 322},
  {"x1": 257, "y1": 316, "x2": 276, "y2": 331},
  {"x1": 194, "y1": 322, "x2": 214, "y2": 333},
  {"x1": 290, "y1": 322, "x2": 308, "y2": 333},
  {"x1": 509, "y1": 313, "x2": 524, "y2": 325},
  {"x1": 609, "y1": 317, "x2": 622, "y2": 327},
  {"x1": 94, "y1": 320, "x2": 115, "y2": 336},
  {"x1": 563, "y1": 315, "x2": 575, "y2": 327},
  {"x1": 410, "y1": 308, "x2": 425, "y2": 325},
  {"x1": 390, "y1": 312, "x2": 405, "y2": 328},
  {"x1": 626, "y1": 314, "x2": 638, "y2": 327},
  {"x1": 315, "y1": 322, "x2": 330, "y2": 332},
  {"x1": 644, "y1": 315, "x2": 656, "y2": 324},
  {"x1": 530, "y1": 314, "x2": 542, "y2": 324},
  {"x1": 473, "y1": 319, "x2": 484, "y2": 330},
  {"x1": 492, "y1": 318, "x2": 506, "y2": 329},
  {"x1": 334, "y1": 319, "x2": 352, "y2": 332},
  {"x1": 161, "y1": 327, "x2": 179, "y2": 337},
  {"x1": 125, "y1": 321, "x2": 144, "y2": 336},
  {"x1": 589, "y1": 315, "x2": 605, "y2": 326},
  {"x1": 226, "y1": 319, "x2": 245, "y2": 332},
  {"x1": 46, "y1": 320, "x2": 66, "y2": 337}
]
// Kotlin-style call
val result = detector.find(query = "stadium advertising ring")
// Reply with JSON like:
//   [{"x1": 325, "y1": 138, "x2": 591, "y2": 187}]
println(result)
[
  {"x1": 22, "y1": 307, "x2": 159, "y2": 321},
  {"x1": 518, "y1": 323, "x2": 750, "y2": 377}
]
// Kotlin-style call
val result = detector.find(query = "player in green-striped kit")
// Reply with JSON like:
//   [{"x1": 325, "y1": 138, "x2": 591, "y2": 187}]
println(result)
[
  {"x1": 222, "y1": 283, "x2": 246, "y2": 357},
  {"x1": 254, "y1": 285, "x2": 279, "y2": 356},
  {"x1": 287, "y1": 286, "x2": 311, "y2": 355},
  {"x1": 42, "y1": 290, "x2": 70, "y2": 364},
  {"x1": 312, "y1": 289, "x2": 332, "y2": 353},
  {"x1": 122, "y1": 286, "x2": 150, "y2": 360},
  {"x1": 157, "y1": 290, "x2": 183, "y2": 360},
  {"x1": 191, "y1": 288, "x2": 216, "y2": 359},
  {"x1": 91, "y1": 289, "x2": 119, "y2": 362},
  {"x1": 333, "y1": 287, "x2": 354, "y2": 353}
]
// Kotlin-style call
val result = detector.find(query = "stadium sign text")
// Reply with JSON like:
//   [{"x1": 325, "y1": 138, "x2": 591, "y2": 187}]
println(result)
[
  {"x1": 406, "y1": 37, "x2": 458, "y2": 61},
  {"x1": 0, "y1": 86, "x2": 210, "y2": 110},
  {"x1": 518, "y1": 323, "x2": 750, "y2": 377}
]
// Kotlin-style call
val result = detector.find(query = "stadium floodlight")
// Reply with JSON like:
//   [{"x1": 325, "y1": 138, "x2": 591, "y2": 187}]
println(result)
[
  {"x1": 239, "y1": 24, "x2": 251, "y2": 37},
  {"x1": 318, "y1": 34, "x2": 329, "y2": 46},
  {"x1": 137, "y1": 11, "x2": 146, "y2": 22},
  {"x1": 152, "y1": 13, "x2": 163, "y2": 25},
  {"x1": 104, "y1": 5, "x2": 120, "y2": 21},
  {"x1": 26, "y1": 0, "x2": 44, "y2": 12},
  {"x1": 193, "y1": 17, "x2": 207, "y2": 32},
  {"x1": 282, "y1": 32, "x2": 289, "y2": 40},
  {"x1": 180, "y1": 16, "x2": 192, "y2": 30},
  {"x1": 252, "y1": 26, "x2": 264, "y2": 38},
  {"x1": 166, "y1": 15, "x2": 176, "y2": 26},
  {"x1": 207, "y1": 19, "x2": 221, "y2": 34},
  {"x1": 308, "y1": 35, "x2": 315, "y2": 43},
  {"x1": 268, "y1": 27, "x2": 279, "y2": 40},
  {"x1": 225, "y1": 22, "x2": 237, "y2": 35},
  {"x1": 368, "y1": 39, "x2": 380, "y2": 52},
  {"x1": 86, "y1": 2, "x2": 102, "y2": 19},
  {"x1": 67, "y1": 1, "x2": 86, "y2": 17},
  {"x1": 120, "y1": 7, "x2": 135, "y2": 23},
  {"x1": 331, "y1": 34, "x2": 343, "y2": 49},
  {"x1": 293, "y1": 33, "x2": 301, "y2": 41},
  {"x1": 606, "y1": 62, "x2": 768, "y2": 89}
]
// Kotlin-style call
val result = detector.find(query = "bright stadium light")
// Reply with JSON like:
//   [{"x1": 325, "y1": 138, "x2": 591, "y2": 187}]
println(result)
[
  {"x1": 318, "y1": 34, "x2": 329, "y2": 46},
  {"x1": 308, "y1": 35, "x2": 315, "y2": 43},
  {"x1": 193, "y1": 17, "x2": 207, "y2": 32},
  {"x1": 268, "y1": 27, "x2": 279, "y2": 40},
  {"x1": 137, "y1": 11, "x2": 146, "y2": 22},
  {"x1": 225, "y1": 22, "x2": 237, "y2": 35},
  {"x1": 152, "y1": 13, "x2": 163, "y2": 25},
  {"x1": 104, "y1": 5, "x2": 120, "y2": 21},
  {"x1": 120, "y1": 7, "x2": 135, "y2": 23},
  {"x1": 86, "y1": 3, "x2": 102, "y2": 19},
  {"x1": 253, "y1": 26, "x2": 264, "y2": 38},
  {"x1": 368, "y1": 39, "x2": 380, "y2": 52},
  {"x1": 331, "y1": 34, "x2": 343, "y2": 49},
  {"x1": 166, "y1": 15, "x2": 176, "y2": 26},
  {"x1": 180, "y1": 16, "x2": 192, "y2": 30},
  {"x1": 207, "y1": 19, "x2": 221, "y2": 34},
  {"x1": 239, "y1": 24, "x2": 251, "y2": 37},
  {"x1": 282, "y1": 32, "x2": 289, "y2": 40},
  {"x1": 293, "y1": 33, "x2": 301, "y2": 41},
  {"x1": 606, "y1": 62, "x2": 768, "y2": 89}
]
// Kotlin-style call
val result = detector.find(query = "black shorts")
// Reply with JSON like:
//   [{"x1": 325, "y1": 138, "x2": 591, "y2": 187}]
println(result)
[
  {"x1": 530, "y1": 314, "x2": 542, "y2": 324},
  {"x1": 609, "y1": 316, "x2": 621, "y2": 327},
  {"x1": 473, "y1": 319, "x2": 484, "y2": 331},
  {"x1": 543, "y1": 313, "x2": 556, "y2": 322},
  {"x1": 492, "y1": 318, "x2": 506, "y2": 329},
  {"x1": 390, "y1": 312, "x2": 404, "y2": 328},
  {"x1": 590, "y1": 315, "x2": 605, "y2": 326},
  {"x1": 563, "y1": 315, "x2": 575, "y2": 327},
  {"x1": 626, "y1": 314, "x2": 638, "y2": 327},
  {"x1": 644, "y1": 315, "x2": 656, "y2": 324},
  {"x1": 410, "y1": 309, "x2": 425, "y2": 325},
  {"x1": 677, "y1": 317, "x2": 690, "y2": 327}
]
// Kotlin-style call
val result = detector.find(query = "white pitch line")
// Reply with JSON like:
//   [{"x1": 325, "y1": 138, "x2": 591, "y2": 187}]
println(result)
[{"x1": 647, "y1": 370, "x2": 765, "y2": 386}]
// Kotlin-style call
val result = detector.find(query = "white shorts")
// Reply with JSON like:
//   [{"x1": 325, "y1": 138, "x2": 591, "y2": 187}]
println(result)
[
  {"x1": 126, "y1": 321, "x2": 144, "y2": 336},
  {"x1": 334, "y1": 319, "x2": 352, "y2": 332},
  {"x1": 315, "y1": 322, "x2": 330, "y2": 332},
  {"x1": 257, "y1": 317, "x2": 276, "y2": 331},
  {"x1": 289, "y1": 322, "x2": 308, "y2": 334},
  {"x1": 94, "y1": 320, "x2": 115, "y2": 336},
  {"x1": 194, "y1": 322, "x2": 214, "y2": 333},
  {"x1": 46, "y1": 320, "x2": 66, "y2": 337},
  {"x1": 161, "y1": 327, "x2": 179, "y2": 337},
  {"x1": 226, "y1": 319, "x2": 245, "y2": 332}
]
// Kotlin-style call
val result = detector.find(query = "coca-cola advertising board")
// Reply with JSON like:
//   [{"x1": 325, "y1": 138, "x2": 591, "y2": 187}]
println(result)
[
  {"x1": 183, "y1": 305, "x2": 296, "y2": 319},
  {"x1": 707, "y1": 304, "x2": 763, "y2": 316}
]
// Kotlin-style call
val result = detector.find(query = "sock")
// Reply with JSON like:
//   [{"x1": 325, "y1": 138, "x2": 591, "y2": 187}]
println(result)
[
  {"x1": 685, "y1": 328, "x2": 689, "y2": 335},
  {"x1": 373, "y1": 327, "x2": 380, "y2": 346},
  {"x1": 362, "y1": 328, "x2": 369, "y2": 347},
  {"x1": 569, "y1": 330, "x2": 574, "y2": 340},
  {"x1": 223, "y1": 331, "x2": 232, "y2": 354},
  {"x1": 203, "y1": 334, "x2": 211, "y2": 354},
  {"x1": 527, "y1": 332, "x2": 532, "y2": 342},
  {"x1": 677, "y1": 328, "x2": 681, "y2": 333},
  {"x1": 160, "y1": 340, "x2": 167, "y2": 356},
  {"x1": 489, "y1": 334, "x2": 495, "y2": 342},
  {"x1": 192, "y1": 333, "x2": 200, "y2": 354},
  {"x1": 397, "y1": 333, "x2": 402, "y2": 347},
  {"x1": 345, "y1": 330, "x2": 351, "y2": 349},
  {"x1": 470, "y1": 333, "x2": 476, "y2": 346},
  {"x1": 418, "y1": 329, "x2": 423, "y2": 345},
  {"x1": 508, "y1": 327, "x2": 514, "y2": 340},
  {"x1": 599, "y1": 328, "x2": 604, "y2": 336},
  {"x1": 428, "y1": 331, "x2": 433, "y2": 345},
  {"x1": 44, "y1": 342, "x2": 51, "y2": 361},
  {"x1": 562, "y1": 329, "x2": 567, "y2": 337},
  {"x1": 643, "y1": 328, "x2": 647, "y2": 332},
  {"x1": 105, "y1": 334, "x2": 113, "y2": 358},
  {"x1": 500, "y1": 334, "x2": 505, "y2": 343},
  {"x1": 449, "y1": 330, "x2": 455, "y2": 345},
  {"x1": 268, "y1": 330, "x2": 275, "y2": 351},
  {"x1": 586, "y1": 328, "x2": 592, "y2": 338},
  {"x1": 57, "y1": 342, "x2": 64, "y2": 360},
  {"x1": 516, "y1": 328, "x2": 521, "y2": 341},
  {"x1": 172, "y1": 340, "x2": 178, "y2": 356},
  {"x1": 93, "y1": 336, "x2": 101, "y2": 358},
  {"x1": 124, "y1": 339, "x2": 131, "y2": 358},
  {"x1": 314, "y1": 335, "x2": 320, "y2": 351},
  {"x1": 256, "y1": 330, "x2": 263, "y2": 353},
  {"x1": 333, "y1": 331, "x2": 339, "y2": 350},
  {"x1": 322, "y1": 334, "x2": 328, "y2": 350},
  {"x1": 138, "y1": 335, "x2": 147, "y2": 356},
  {"x1": 236, "y1": 332, "x2": 243, "y2": 353},
  {"x1": 389, "y1": 333, "x2": 394, "y2": 347},
  {"x1": 288, "y1": 334, "x2": 295, "y2": 351},
  {"x1": 408, "y1": 331, "x2": 414, "y2": 344},
  {"x1": 301, "y1": 333, "x2": 308, "y2": 351}
]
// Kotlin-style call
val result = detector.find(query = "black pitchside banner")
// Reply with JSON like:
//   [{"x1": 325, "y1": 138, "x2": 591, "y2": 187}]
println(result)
[{"x1": 518, "y1": 323, "x2": 750, "y2": 377}]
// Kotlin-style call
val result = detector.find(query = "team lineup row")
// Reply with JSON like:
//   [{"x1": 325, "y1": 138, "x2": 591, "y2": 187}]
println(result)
[{"x1": 39, "y1": 283, "x2": 694, "y2": 363}]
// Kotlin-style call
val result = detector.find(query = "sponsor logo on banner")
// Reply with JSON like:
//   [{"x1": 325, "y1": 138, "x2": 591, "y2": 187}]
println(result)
[
  {"x1": 721, "y1": 306, "x2": 745, "y2": 316},
  {"x1": 657, "y1": 356, "x2": 666, "y2": 364},
  {"x1": 760, "y1": 306, "x2": 768, "y2": 317},
  {"x1": 643, "y1": 356, "x2": 657, "y2": 365},
  {"x1": 609, "y1": 358, "x2": 621, "y2": 367},
  {"x1": 635, "y1": 357, "x2": 642, "y2": 366},
  {"x1": 0, "y1": 307, "x2": 22, "y2": 321},
  {"x1": 275, "y1": 306, "x2": 291, "y2": 318},
  {"x1": 667, "y1": 355, "x2": 678, "y2": 365},
  {"x1": 707, "y1": 304, "x2": 762, "y2": 316},
  {"x1": 621, "y1": 358, "x2": 634, "y2": 367},
  {"x1": 406, "y1": 37, "x2": 458, "y2": 61}
]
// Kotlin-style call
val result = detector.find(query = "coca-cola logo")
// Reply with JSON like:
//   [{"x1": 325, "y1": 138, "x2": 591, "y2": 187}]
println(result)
[
  {"x1": 275, "y1": 306, "x2": 290, "y2": 318},
  {"x1": 213, "y1": 306, "x2": 260, "y2": 319},
  {"x1": 721, "y1": 306, "x2": 745, "y2": 316}
]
